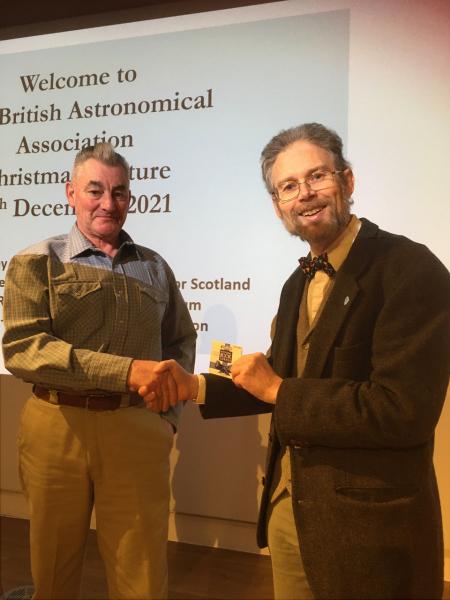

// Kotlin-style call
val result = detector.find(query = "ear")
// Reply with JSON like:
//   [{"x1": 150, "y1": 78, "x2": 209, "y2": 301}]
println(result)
[
  {"x1": 343, "y1": 169, "x2": 355, "y2": 197},
  {"x1": 272, "y1": 195, "x2": 282, "y2": 219},
  {"x1": 66, "y1": 181, "x2": 75, "y2": 208}
]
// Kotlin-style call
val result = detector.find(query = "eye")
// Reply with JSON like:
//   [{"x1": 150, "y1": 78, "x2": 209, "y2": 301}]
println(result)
[
  {"x1": 309, "y1": 170, "x2": 327, "y2": 183},
  {"x1": 280, "y1": 180, "x2": 298, "y2": 193},
  {"x1": 87, "y1": 189, "x2": 102, "y2": 197},
  {"x1": 113, "y1": 191, "x2": 128, "y2": 201}
]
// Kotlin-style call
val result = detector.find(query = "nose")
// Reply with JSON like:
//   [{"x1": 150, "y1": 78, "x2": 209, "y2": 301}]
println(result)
[
  {"x1": 100, "y1": 191, "x2": 115, "y2": 210},
  {"x1": 296, "y1": 181, "x2": 315, "y2": 202}
]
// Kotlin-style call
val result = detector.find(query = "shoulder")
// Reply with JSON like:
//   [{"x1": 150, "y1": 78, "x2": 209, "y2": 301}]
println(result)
[
  {"x1": 134, "y1": 244, "x2": 174, "y2": 274},
  {"x1": 132, "y1": 244, "x2": 180, "y2": 295},
  {"x1": 14, "y1": 233, "x2": 69, "y2": 258},
  {"x1": 8, "y1": 235, "x2": 69, "y2": 278},
  {"x1": 360, "y1": 218, "x2": 448, "y2": 274},
  {"x1": 357, "y1": 220, "x2": 449, "y2": 296}
]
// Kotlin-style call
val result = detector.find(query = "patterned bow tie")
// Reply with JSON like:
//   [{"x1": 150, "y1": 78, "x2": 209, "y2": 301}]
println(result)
[{"x1": 299, "y1": 252, "x2": 336, "y2": 280}]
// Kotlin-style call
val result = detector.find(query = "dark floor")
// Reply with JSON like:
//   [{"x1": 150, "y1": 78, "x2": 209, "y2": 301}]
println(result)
[
  {"x1": 0, "y1": 516, "x2": 273, "y2": 599},
  {"x1": 1, "y1": 516, "x2": 449, "y2": 599}
]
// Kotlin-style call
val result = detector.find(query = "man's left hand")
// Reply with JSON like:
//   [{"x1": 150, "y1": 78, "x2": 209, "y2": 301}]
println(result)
[{"x1": 231, "y1": 353, "x2": 282, "y2": 404}]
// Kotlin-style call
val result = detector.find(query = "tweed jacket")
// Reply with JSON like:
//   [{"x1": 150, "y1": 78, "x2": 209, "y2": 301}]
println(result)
[{"x1": 200, "y1": 219, "x2": 450, "y2": 599}]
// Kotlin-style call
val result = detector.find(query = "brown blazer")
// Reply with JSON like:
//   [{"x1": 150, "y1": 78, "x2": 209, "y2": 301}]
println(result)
[{"x1": 201, "y1": 219, "x2": 450, "y2": 599}]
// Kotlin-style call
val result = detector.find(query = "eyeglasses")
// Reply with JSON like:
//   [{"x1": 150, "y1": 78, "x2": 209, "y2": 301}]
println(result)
[{"x1": 273, "y1": 169, "x2": 343, "y2": 204}]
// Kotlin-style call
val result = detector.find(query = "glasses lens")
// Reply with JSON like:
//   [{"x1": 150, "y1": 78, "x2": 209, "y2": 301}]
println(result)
[
  {"x1": 277, "y1": 171, "x2": 338, "y2": 203},
  {"x1": 278, "y1": 181, "x2": 299, "y2": 203},
  {"x1": 309, "y1": 171, "x2": 334, "y2": 191}
]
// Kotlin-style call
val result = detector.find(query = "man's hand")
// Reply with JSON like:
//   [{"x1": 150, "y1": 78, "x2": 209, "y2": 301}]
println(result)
[
  {"x1": 127, "y1": 359, "x2": 178, "y2": 413},
  {"x1": 231, "y1": 353, "x2": 282, "y2": 404},
  {"x1": 135, "y1": 359, "x2": 199, "y2": 412}
]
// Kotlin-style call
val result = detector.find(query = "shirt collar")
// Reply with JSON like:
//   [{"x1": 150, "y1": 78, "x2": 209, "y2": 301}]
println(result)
[
  {"x1": 67, "y1": 224, "x2": 137, "y2": 259},
  {"x1": 311, "y1": 214, "x2": 361, "y2": 272}
]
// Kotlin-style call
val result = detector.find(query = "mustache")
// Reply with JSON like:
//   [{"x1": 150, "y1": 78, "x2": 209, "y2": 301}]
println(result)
[{"x1": 289, "y1": 203, "x2": 327, "y2": 216}]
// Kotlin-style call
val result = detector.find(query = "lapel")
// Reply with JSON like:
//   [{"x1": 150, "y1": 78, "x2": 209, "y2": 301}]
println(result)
[
  {"x1": 303, "y1": 218, "x2": 380, "y2": 377},
  {"x1": 271, "y1": 269, "x2": 306, "y2": 378}
]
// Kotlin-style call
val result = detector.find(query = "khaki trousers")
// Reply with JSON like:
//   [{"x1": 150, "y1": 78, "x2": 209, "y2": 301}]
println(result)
[
  {"x1": 267, "y1": 490, "x2": 314, "y2": 600},
  {"x1": 18, "y1": 394, "x2": 173, "y2": 599}
]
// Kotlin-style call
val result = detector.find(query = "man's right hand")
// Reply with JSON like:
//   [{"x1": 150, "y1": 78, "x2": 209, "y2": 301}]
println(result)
[
  {"x1": 127, "y1": 359, "x2": 178, "y2": 412},
  {"x1": 136, "y1": 360, "x2": 199, "y2": 412}
]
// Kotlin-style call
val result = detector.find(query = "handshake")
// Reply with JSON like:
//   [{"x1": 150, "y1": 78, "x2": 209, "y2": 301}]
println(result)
[
  {"x1": 127, "y1": 353, "x2": 283, "y2": 412},
  {"x1": 127, "y1": 359, "x2": 197, "y2": 413}
]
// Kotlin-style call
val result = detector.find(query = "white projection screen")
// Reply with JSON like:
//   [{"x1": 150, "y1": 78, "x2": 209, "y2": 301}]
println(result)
[
  {"x1": 0, "y1": 0, "x2": 449, "y2": 374},
  {"x1": 0, "y1": 0, "x2": 449, "y2": 560}
]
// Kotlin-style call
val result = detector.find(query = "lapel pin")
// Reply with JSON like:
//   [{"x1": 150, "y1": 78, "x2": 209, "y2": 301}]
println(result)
[{"x1": 344, "y1": 296, "x2": 350, "y2": 306}]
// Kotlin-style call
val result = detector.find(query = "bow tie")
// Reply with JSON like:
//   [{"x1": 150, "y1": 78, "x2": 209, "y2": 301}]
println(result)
[{"x1": 299, "y1": 252, "x2": 336, "y2": 280}]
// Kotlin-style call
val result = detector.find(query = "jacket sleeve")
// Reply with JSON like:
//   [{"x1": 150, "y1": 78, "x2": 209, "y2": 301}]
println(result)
[{"x1": 200, "y1": 373, "x2": 273, "y2": 419}]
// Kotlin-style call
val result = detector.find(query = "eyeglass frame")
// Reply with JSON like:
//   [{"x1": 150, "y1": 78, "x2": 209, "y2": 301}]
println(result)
[{"x1": 272, "y1": 169, "x2": 345, "y2": 204}]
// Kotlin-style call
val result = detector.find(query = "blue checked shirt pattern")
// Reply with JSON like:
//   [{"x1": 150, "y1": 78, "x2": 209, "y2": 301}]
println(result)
[{"x1": 2, "y1": 224, "x2": 196, "y2": 425}]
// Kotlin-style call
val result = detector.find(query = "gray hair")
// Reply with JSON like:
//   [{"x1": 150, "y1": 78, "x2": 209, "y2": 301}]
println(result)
[
  {"x1": 260, "y1": 122, "x2": 351, "y2": 194},
  {"x1": 72, "y1": 142, "x2": 130, "y2": 180}
]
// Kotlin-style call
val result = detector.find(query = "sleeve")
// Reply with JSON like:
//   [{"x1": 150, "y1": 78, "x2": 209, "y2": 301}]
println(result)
[
  {"x1": 274, "y1": 247, "x2": 450, "y2": 449},
  {"x1": 2, "y1": 254, "x2": 132, "y2": 392},
  {"x1": 161, "y1": 266, "x2": 197, "y2": 373},
  {"x1": 157, "y1": 264, "x2": 197, "y2": 427},
  {"x1": 200, "y1": 373, "x2": 273, "y2": 419},
  {"x1": 193, "y1": 374, "x2": 206, "y2": 404},
  {"x1": 198, "y1": 316, "x2": 276, "y2": 418}
]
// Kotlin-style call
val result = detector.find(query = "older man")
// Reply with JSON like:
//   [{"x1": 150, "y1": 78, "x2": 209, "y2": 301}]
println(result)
[
  {"x1": 2, "y1": 142, "x2": 196, "y2": 599},
  {"x1": 149, "y1": 123, "x2": 450, "y2": 599}
]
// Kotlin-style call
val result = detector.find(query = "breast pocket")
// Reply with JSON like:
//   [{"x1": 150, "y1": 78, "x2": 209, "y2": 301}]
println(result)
[
  {"x1": 331, "y1": 340, "x2": 371, "y2": 380},
  {"x1": 52, "y1": 281, "x2": 104, "y2": 340},
  {"x1": 137, "y1": 283, "x2": 169, "y2": 333}
]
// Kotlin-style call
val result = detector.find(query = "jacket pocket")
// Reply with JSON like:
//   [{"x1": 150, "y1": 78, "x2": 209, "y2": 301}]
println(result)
[
  {"x1": 335, "y1": 485, "x2": 418, "y2": 504},
  {"x1": 331, "y1": 340, "x2": 370, "y2": 380}
]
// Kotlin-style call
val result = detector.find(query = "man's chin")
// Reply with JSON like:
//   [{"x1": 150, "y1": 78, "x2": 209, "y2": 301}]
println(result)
[
  {"x1": 92, "y1": 226, "x2": 121, "y2": 239},
  {"x1": 283, "y1": 219, "x2": 339, "y2": 247},
  {"x1": 282, "y1": 219, "x2": 317, "y2": 241}
]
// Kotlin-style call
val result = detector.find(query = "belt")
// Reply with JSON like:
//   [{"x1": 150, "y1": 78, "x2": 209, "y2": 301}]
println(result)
[{"x1": 33, "y1": 385, "x2": 142, "y2": 411}]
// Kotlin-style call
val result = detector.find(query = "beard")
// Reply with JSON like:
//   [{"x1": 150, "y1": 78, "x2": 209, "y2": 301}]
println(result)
[{"x1": 280, "y1": 197, "x2": 353, "y2": 250}]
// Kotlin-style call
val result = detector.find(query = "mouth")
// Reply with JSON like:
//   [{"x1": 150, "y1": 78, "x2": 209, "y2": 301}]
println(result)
[
  {"x1": 95, "y1": 214, "x2": 117, "y2": 221},
  {"x1": 298, "y1": 206, "x2": 325, "y2": 218}
]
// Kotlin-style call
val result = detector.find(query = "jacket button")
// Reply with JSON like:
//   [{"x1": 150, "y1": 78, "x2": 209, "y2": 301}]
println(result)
[
  {"x1": 290, "y1": 439, "x2": 303, "y2": 447},
  {"x1": 291, "y1": 441, "x2": 310, "y2": 450}
]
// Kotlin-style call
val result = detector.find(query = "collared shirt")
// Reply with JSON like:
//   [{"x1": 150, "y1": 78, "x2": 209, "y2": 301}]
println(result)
[
  {"x1": 307, "y1": 214, "x2": 361, "y2": 322},
  {"x1": 2, "y1": 224, "x2": 196, "y2": 425}
]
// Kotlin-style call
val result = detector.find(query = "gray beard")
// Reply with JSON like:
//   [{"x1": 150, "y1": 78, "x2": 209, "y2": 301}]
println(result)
[{"x1": 280, "y1": 199, "x2": 352, "y2": 249}]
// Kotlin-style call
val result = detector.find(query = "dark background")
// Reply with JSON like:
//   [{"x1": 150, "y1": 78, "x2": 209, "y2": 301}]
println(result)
[{"x1": 1, "y1": 1, "x2": 280, "y2": 39}]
